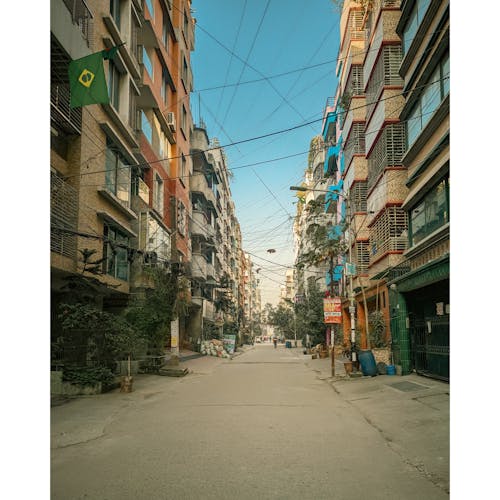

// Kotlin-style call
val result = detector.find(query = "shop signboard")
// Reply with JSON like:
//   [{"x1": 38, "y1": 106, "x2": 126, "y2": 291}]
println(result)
[{"x1": 323, "y1": 297, "x2": 342, "y2": 324}]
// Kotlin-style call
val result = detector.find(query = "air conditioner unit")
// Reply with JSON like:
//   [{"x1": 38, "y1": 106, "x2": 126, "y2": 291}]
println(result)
[{"x1": 166, "y1": 112, "x2": 176, "y2": 132}]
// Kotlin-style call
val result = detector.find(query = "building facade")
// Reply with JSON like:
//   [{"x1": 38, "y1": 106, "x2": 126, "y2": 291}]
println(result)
[
  {"x1": 51, "y1": 0, "x2": 196, "y2": 351},
  {"x1": 389, "y1": 0, "x2": 450, "y2": 380}
]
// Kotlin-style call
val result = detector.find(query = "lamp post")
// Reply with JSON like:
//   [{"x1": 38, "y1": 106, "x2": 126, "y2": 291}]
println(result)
[{"x1": 290, "y1": 185, "x2": 358, "y2": 367}]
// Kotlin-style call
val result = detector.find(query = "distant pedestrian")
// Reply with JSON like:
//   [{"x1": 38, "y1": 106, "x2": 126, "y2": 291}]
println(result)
[{"x1": 273, "y1": 337, "x2": 277, "y2": 348}]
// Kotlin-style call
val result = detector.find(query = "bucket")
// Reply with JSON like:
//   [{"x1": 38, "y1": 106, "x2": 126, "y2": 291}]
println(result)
[
  {"x1": 386, "y1": 364, "x2": 396, "y2": 375},
  {"x1": 358, "y1": 350, "x2": 377, "y2": 377}
]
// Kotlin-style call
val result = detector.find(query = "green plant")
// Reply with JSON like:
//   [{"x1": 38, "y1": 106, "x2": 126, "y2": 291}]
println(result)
[
  {"x1": 62, "y1": 366, "x2": 115, "y2": 387},
  {"x1": 368, "y1": 310, "x2": 387, "y2": 348}
]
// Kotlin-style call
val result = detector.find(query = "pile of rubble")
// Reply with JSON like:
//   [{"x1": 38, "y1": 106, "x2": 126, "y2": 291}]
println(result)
[{"x1": 200, "y1": 339, "x2": 231, "y2": 358}]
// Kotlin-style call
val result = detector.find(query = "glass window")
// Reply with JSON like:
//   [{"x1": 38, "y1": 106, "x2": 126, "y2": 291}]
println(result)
[
  {"x1": 143, "y1": 47, "x2": 153, "y2": 78},
  {"x1": 110, "y1": 0, "x2": 121, "y2": 29},
  {"x1": 410, "y1": 179, "x2": 449, "y2": 246},
  {"x1": 420, "y1": 67, "x2": 440, "y2": 126},
  {"x1": 104, "y1": 224, "x2": 129, "y2": 281},
  {"x1": 141, "y1": 111, "x2": 153, "y2": 144},
  {"x1": 403, "y1": 7, "x2": 418, "y2": 55},
  {"x1": 108, "y1": 60, "x2": 120, "y2": 110},
  {"x1": 441, "y1": 54, "x2": 450, "y2": 96},
  {"x1": 105, "y1": 140, "x2": 130, "y2": 207},
  {"x1": 145, "y1": 0, "x2": 154, "y2": 18}
]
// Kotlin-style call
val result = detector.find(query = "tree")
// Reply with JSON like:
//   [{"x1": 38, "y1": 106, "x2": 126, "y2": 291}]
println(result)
[
  {"x1": 267, "y1": 303, "x2": 294, "y2": 339},
  {"x1": 295, "y1": 281, "x2": 327, "y2": 346},
  {"x1": 124, "y1": 266, "x2": 184, "y2": 355}
]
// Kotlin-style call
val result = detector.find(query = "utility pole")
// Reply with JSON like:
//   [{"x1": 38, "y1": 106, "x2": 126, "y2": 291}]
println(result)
[{"x1": 346, "y1": 196, "x2": 357, "y2": 367}]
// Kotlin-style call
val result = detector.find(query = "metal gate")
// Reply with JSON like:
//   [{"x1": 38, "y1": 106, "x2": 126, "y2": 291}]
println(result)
[{"x1": 410, "y1": 315, "x2": 449, "y2": 381}]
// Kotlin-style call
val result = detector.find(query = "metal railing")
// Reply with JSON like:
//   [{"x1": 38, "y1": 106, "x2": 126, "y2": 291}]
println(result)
[{"x1": 51, "y1": 83, "x2": 82, "y2": 134}]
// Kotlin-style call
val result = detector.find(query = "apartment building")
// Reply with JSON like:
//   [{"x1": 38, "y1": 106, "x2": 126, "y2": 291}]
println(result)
[
  {"x1": 187, "y1": 126, "x2": 245, "y2": 344},
  {"x1": 389, "y1": 0, "x2": 450, "y2": 380},
  {"x1": 333, "y1": 0, "x2": 407, "y2": 351},
  {"x1": 50, "y1": 0, "x2": 196, "y2": 347}
]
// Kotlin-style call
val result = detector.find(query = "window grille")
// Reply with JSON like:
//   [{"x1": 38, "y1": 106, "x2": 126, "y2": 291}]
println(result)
[
  {"x1": 347, "y1": 65, "x2": 364, "y2": 96},
  {"x1": 369, "y1": 206, "x2": 408, "y2": 264},
  {"x1": 365, "y1": 45, "x2": 403, "y2": 120},
  {"x1": 51, "y1": 172, "x2": 78, "y2": 259},
  {"x1": 355, "y1": 241, "x2": 369, "y2": 275},
  {"x1": 367, "y1": 123, "x2": 406, "y2": 190},
  {"x1": 350, "y1": 181, "x2": 367, "y2": 213},
  {"x1": 343, "y1": 123, "x2": 366, "y2": 169}
]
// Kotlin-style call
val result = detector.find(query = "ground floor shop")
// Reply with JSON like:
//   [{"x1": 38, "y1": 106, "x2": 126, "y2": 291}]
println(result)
[{"x1": 389, "y1": 255, "x2": 449, "y2": 381}]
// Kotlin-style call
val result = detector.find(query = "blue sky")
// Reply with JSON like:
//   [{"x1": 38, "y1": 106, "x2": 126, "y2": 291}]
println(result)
[{"x1": 190, "y1": 0, "x2": 341, "y2": 305}]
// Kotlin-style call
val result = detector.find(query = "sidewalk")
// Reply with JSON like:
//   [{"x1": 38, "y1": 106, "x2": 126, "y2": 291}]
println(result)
[{"x1": 285, "y1": 345, "x2": 450, "y2": 494}]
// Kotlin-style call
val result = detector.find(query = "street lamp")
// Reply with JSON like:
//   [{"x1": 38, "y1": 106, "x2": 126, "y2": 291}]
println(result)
[{"x1": 290, "y1": 184, "x2": 358, "y2": 367}]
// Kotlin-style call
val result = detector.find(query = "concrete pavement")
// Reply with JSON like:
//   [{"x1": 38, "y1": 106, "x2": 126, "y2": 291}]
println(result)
[
  {"x1": 284, "y1": 345, "x2": 450, "y2": 494},
  {"x1": 51, "y1": 343, "x2": 449, "y2": 497}
]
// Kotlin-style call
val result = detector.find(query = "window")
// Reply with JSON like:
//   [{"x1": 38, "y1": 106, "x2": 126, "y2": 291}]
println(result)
[
  {"x1": 410, "y1": 178, "x2": 449, "y2": 246},
  {"x1": 141, "y1": 111, "x2": 153, "y2": 144},
  {"x1": 145, "y1": 0, "x2": 154, "y2": 18},
  {"x1": 129, "y1": 85, "x2": 138, "y2": 131},
  {"x1": 180, "y1": 154, "x2": 187, "y2": 183},
  {"x1": 131, "y1": 14, "x2": 140, "y2": 62},
  {"x1": 406, "y1": 53, "x2": 449, "y2": 147},
  {"x1": 402, "y1": 0, "x2": 431, "y2": 55},
  {"x1": 110, "y1": 0, "x2": 121, "y2": 29},
  {"x1": 161, "y1": 69, "x2": 168, "y2": 104},
  {"x1": 143, "y1": 47, "x2": 153, "y2": 78},
  {"x1": 153, "y1": 172, "x2": 164, "y2": 215},
  {"x1": 177, "y1": 201, "x2": 187, "y2": 236},
  {"x1": 163, "y1": 19, "x2": 169, "y2": 51},
  {"x1": 105, "y1": 139, "x2": 130, "y2": 207},
  {"x1": 104, "y1": 224, "x2": 129, "y2": 281},
  {"x1": 181, "y1": 105, "x2": 187, "y2": 132},
  {"x1": 108, "y1": 60, "x2": 120, "y2": 110}
]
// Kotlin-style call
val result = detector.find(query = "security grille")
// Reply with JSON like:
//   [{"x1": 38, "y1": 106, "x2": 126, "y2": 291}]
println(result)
[
  {"x1": 343, "y1": 123, "x2": 366, "y2": 169},
  {"x1": 369, "y1": 206, "x2": 408, "y2": 263},
  {"x1": 51, "y1": 36, "x2": 82, "y2": 135},
  {"x1": 51, "y1": 172, "x2": 78, "y2": 259},
  {"x1": 366, "y1": 45, "x2": 403, "y2": 120},
  {"x1": 350, "y1": 181, "x2": 367, "y2": 213},
  {"x1": 367, "y1": 123, "x2": 406, "y2": 190},
  {"x1": 355, "y1": 241, "x2": 369, "y2": 274},
  {"x1": 343, "y1": 10, "x2": 365, "y2": 50},
  {"x1": 347, "y1": 65, "x2": 364, "y2": 96}
]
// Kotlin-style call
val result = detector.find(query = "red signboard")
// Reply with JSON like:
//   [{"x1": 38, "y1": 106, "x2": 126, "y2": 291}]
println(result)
[{"x1": 323, "y1": 297, "x2": 342, "y2": 324}]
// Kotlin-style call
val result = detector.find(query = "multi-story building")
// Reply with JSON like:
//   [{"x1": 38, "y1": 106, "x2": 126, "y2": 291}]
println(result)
[
  {"x1": 50, "y1": 0, "x2": 196, "y2": 348},
  {"x1": 331, "y1": 0, "x2": 449, "y2": 380},
  {"x1": 389, "y1": 0, "x2": 450, "y2": 380},
  {"x1": 187, "y1": 124, "x2": 218, "y2": 343},
  {"x1": 333, "y1": 0, "x2": 407, "y2": 353},
  {"x1": 187, "y1": 126, "x2": 245, "y2": 345}
]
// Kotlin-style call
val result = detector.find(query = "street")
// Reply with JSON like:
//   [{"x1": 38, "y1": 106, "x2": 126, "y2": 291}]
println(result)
[{"x1": 51, "y1": 344, "x2": 449, "y2": 499}]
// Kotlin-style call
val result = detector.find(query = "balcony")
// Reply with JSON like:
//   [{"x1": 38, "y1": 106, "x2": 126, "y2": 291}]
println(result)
[
  {"x1": 191, "y1": 253, "x2": 207, "y2": 280},
  {"x1": 367, "y1": 124, "x2": 406, "y2": 191},
  {"x1": 51, "y1": 83, "x2": 82, "y2": 135},
  {"x1": 369, "y1": 206, "x2": 408, "y2": 265},
  {"x1": 51, "y1": 172, "x2": 78, "y2": 260}
]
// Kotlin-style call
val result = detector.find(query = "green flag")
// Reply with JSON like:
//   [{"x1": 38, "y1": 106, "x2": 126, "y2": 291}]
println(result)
[{"x1": 68, "y1": 51, "x2": 110, "y2": 108}]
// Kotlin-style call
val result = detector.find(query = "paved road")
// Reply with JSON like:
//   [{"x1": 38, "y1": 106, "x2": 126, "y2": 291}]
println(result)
[{"x1": 51, "y1": 344, "x2": 448, "y2": 499}]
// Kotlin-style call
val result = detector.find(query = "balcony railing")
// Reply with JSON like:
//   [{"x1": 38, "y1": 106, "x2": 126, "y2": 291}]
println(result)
[
  {"x1": 51, "y1": 172, "x2": 78, "y2": 259},
  {"x1": 367, "y1": 123, "x2": 406, "y2": 190},
  {"x1": 51, "y1": 83, "x2": 82, "y2": 134},
  {"x1": 369, "y1": 207, "x2": 408, "y2": 264},
  {"x1": 62, "y1": 0, "x2": 93, "y2": 47}
]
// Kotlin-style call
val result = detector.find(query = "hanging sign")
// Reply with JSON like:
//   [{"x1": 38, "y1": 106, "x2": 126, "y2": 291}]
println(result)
[{"x1": 323, "y1": 297, "x2": 342, "y2": 324}]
